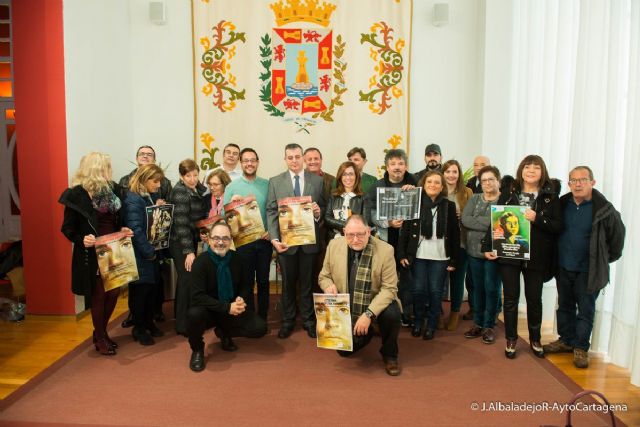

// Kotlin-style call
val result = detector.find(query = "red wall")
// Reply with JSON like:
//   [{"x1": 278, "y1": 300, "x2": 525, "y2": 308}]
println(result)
[{"x1": 13, "y1": 0, "x2": 75, "y2": 314}]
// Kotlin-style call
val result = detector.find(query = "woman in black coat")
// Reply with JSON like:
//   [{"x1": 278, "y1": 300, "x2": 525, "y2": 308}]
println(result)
[
  {"x1": 124, "y1": 164, "x2": 167, "y2": 345},
  {"x1": 324, "y1": 161, "x2": 366, "y2": 239},
  {"x1": 59, "y1": 152, "x2": 132, "y2": 355},
  {"x1": 168, "y1": 159, "x2": 207, "y2": 335},
  {"x1": 397, "y1": 171, "x2": 460, "y2": 340},
  {"x1": 483, "y1": 155, "x2": 562, "y2": 360}
]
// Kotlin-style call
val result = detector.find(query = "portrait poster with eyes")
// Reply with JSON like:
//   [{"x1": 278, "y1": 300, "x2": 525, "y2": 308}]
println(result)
[
  {"x1": 313, "y1": 293, "x2": 353, "y2": 351},
  {"x1": 224, "y1": 196, "x2": 265, "y2": 248},
  {"x1": 491, "y1": 205, "x2": 531, "y2": 260},
  {"x1": 195, "y1": 215, "x2": 224, "y2": 254},
  {"x1": 145, "y1": 204, "x2": 174, "y2": 250},
  {"x1": 277, "y1": 196, "x2": 316, "y2": 247},
  {"x1": 95, "y1": 231, "x2": 139, "y2": 292},
  {"x1": 376, "y1": 187, "x2": 421, "y2": 220}
]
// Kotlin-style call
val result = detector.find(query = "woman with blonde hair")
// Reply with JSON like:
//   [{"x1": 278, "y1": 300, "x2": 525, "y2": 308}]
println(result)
[
  {"x1": 124, "y1": 164, "x2": 166, "y2": 345},
  {"x1": 59, "y1": 152, "x2": 132, "y2": 355}
]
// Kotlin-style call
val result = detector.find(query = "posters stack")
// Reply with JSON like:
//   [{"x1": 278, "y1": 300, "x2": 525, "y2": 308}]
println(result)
[
  {"x1": 376, "y1": 187, "x2": 421, "y2": 220},
  {"x1": 313, "y1": 293, "x2": 353, "y2": 351},
  {"x1": 224, "y1": 196, "x2": 266, "y2": 248},
  {"x1": 277, "y1": 196, "x2": 316, "y2": 246},
  {"x1": 146, "y1": 204, "x2": 174, "y2": 250},
  {"x1": 195, "y1": 215, "x2": 223, "y2": 254},
  {"x1": 95, "y1": 231, "x2": 139, "y2": 291},
  {"x1": 491, "y1": 205, "x2": 531, "y2": 260}
]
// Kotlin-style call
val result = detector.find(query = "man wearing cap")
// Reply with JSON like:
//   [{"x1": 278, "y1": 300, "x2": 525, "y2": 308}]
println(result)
[{"x1": 415, "y1": 143, "x2": 443, "y2": 181}]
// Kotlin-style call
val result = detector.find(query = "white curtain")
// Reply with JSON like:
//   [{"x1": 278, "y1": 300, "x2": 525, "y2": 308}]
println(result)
[{"x1": 493, "y1": 0, "x2": 640, "y2": 385}]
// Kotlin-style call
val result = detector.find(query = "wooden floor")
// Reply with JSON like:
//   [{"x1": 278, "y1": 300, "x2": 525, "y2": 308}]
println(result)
[{"x1": 1, "y1": 295, "x2": 638, "y2": 426}]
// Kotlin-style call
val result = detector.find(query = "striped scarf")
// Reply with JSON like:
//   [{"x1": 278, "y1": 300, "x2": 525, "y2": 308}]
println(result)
[{"x1": 351, "y1": 238, "x2": 374, "y2": 321}]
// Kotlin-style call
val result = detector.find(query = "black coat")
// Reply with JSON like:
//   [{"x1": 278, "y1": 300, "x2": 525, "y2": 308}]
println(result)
[
  {"x1": 324, "y1": 194, "x2": 366, "y2": 239},
  {"x1": 168, "y1": 181, "x2": 207, "y2": 255},
  {"x1": 397, "y1": 197, "x2": 460, "y2": 268},
  {"x1": 189, "y1": 250, "x2": 247, "y2": 314},
  {"x1": 59, "y1": 183, "x2": 125, "y2": 298},
  {"x1": 123, "y1": 192, "x2": 156, "y2": 283},
  {"x1": 482, "y1": 184, "x2": 563, "y2": 280}
]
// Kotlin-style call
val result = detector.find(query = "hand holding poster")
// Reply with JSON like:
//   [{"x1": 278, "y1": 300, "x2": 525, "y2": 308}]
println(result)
[
  {"x1": 314, "y1": 293, "x2": 353, "y2": 351},
  {"x1": 224, "y1": 196, "x2": 266, "y2": 248},
  {"x1": 146, "y1": 204, "x2": 174, "y2": 250},
  {"x1": 277, "y1": 196, "x2": 316, "y2": 247},
  {"x1": 95, "y1": 231, "x2": 139, "y2": 291},
  {"x1": 376, "y1": 187, "x2": 421, "y2": 220},
  {"x1": 491, "y1": 205, "x2": 531, "y2": 260}
]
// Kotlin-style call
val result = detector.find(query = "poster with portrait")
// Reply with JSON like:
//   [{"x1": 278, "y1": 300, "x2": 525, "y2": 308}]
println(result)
[
  {"x1": 195, "y1": 215, "x2": 224, "y2": 254},
  {"x1": 313, "y1": 293, "x2": 353, "y2": 351},
  {"x1": 224, "y1": 196, "x2": 265, "y2": 248},
  {"x1": 95, "y1": 231, "x2": 139, "y2": 292},
  {"x1": 491, "y1": 205, "x2": 531, "y2": 260},
  {"x1": 277, "y1": 196, "x2": 316, "y2": 247},
  {"x1": 376, "y1": 187, "x2": 421, "y2": 220},
  {"x1": 145, "y1": 204, "x2": 174, "y2": 250}
]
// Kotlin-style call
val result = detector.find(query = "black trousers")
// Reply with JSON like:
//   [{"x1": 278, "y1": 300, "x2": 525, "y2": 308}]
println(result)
[
  {"x1": 338, "y1": 301, "x2": 401, "y2": 360},
  {"x1": 129, "y1": 280, "x2": 155, "y2": 329},
  {"x1": 169, "y1": 244, "x2": 192, "y2": 335},
  {"x1": 500, "y1": 264, "x2": 545, "y2": 342},
  {"x1": 279, "y1": 250, "x2": 316, "y2": 328},
  {"x1": 186, "y1": 305, "x2": 268, "y2": 351}
]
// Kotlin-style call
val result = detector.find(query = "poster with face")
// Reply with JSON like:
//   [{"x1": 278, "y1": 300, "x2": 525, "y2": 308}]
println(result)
[
  {"x1": 224, "y1": 196, "x2": 265, "y2": 248},
  {"x1": 313, "y1": 293, "x2": 353, "y2": 351},
  {"x1": 95, "y1": 231, "x2": 139, "y2": 291},
  {"x1": 195, "y1": 215, "x2": 224, "y2": 254},
  {"x1": 277, "y1": 196, "x2": 316, "y2": 247},
  {"x1": 491, "y1": 205, "x2": 531, "y2": 260},
  {"x1": 146, "y1": 204, "x2": 174, "y2": 250}
]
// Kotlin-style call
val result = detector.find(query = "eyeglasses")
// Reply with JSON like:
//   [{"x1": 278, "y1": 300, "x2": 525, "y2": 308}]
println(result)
[
  {"x1": 241, "y1": 159, "x2": 258, "y2": 164},
  {"x1": 345, "y1": 232, "x2": 367, "y2": 240},
  {"x1": 210, "y1": 236, "x2": 231, "y2": 242},
  {"x1": 568, "y1": 178, "x2": 591, "y2": 185},
  {"x1": 137, "y1": 152, "x2": 155, "y2": 158},
  {"x1": 342, "y1": 172, "x2": 356, "y2": 177},
  {"x1": 481, "y1": 177, "x2": 497, "y2": 183}
]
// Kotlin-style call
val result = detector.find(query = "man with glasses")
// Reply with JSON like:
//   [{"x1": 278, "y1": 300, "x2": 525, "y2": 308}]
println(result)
[
  {"x1": 186, "y1": 221, "x2": 268, "y2": 372},
  {"x1": 318, "y1": 215, "x2": 402, "y2": 376},
  {"x1": 266, "y1": 143, "x2": 326, "y2": 339},
  {"x1": 223, "y1": 148, "x2": 272, "y2": 320},
  {"x1": 119, "y1": 145, "x2": 172, "y2": 201},
  {"x1": 543, "y1": 166, "x2": 625, "y2": 369}
]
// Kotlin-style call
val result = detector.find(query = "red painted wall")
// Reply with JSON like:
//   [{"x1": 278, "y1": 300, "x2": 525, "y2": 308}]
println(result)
[{"x1": 13, "y1": 0, "x2": 75, "y2": 314}]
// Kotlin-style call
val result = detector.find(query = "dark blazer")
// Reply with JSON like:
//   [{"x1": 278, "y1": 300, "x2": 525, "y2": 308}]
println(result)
[
  {"x1": 466, "y1": 176, "x2": 483, "y2": 194},
  {"x1": 59, "y1": 183, "x2": 125, "y2": 298},
  {"x1": 189, "y1": 250, "x2": 247, "y2": 313},
  {"x1": 168, "y1": 181, "x2": 207, "y2": 255},
  {"x1": 266, "y1": 170, "x2": 326, "y2": 255},
  {"x1": 324, "y1": 194, "x2": 366, "y2": 239},
  {"x1": 123, "y1": 192, "x2": 156, "y2": 283},
  {"x1": 397, "y1": 198, "x2": 460, "y2": 268},
  {"x1": 481, "y1": 185, "x2": 563, "y2": 280}
]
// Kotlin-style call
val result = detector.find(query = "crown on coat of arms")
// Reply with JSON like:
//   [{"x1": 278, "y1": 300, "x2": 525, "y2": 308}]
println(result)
[{"x1": 270, "y1": 0, "x2": 336, "y2": 27}]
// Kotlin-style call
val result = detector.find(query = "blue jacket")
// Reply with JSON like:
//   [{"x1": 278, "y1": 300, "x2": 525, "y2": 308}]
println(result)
[{"x1": 124, "y1": 192, "x2": 157, "y2": 283}]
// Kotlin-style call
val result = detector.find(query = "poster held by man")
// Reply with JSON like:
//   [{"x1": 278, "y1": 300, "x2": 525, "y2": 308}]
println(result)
[
  {"x1": 277, "y1": 196, "x2": 316, "y2": 247},
  {"x1": 376, "y1": 187, "x2": 421, "y2": 220},
  {"x1": 224, "y1": 195, "x2": 266, "y2": 248},
  {"x1": 313, "y1": 293, "x2": 353, "y2": 351}
]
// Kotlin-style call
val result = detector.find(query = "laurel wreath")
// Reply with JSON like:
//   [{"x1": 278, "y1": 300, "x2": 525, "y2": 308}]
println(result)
[
  {"x1": 312, "y1": 34, "x2": 347, "y2": 122},
  {"x1": 258, "y1": 33, "x2": 285, "y2": 117}
]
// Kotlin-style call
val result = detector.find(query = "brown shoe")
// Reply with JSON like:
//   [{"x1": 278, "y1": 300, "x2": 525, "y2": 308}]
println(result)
[
  {"x1": 573, "y1": 348, "x2": 589, "y2": 369},
  {"x1": 464, "y1": 325, "x2": 483, "y2": 339},
  {"x1": 543, "y1": 339, "x2": 573, "y2": 353},
  {"x1": 383, "y1": 358, "x2": 401, "y2": 376},
  {"x1": 481, "y1": 328, "x2": 495, "y2": 344},
  {"x1": 446, "y1": 312, "x2": 460, "y2": 331}
]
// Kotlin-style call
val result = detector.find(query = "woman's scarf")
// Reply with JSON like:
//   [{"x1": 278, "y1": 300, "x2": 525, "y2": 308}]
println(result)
[
  {"x1": 206, "y1": 247, "x2": 233, "y2": 303},
  {"x1": 91, "y1": 185, "x2": 121, "y2": 214},
  {"x1": 210, "y1": 193, "x2": 224, "y2": 217},
  {"x1": 420, "y1": 194, "x2": 447, "y2": 239}
]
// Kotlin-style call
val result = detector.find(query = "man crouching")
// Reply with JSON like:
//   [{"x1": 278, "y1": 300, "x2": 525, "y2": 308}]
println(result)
[{"x1": 186, "y1": 221, "x2": 268, "y2": 372}]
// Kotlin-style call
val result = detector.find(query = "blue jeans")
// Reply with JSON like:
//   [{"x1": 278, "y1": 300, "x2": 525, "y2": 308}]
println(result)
[
  {"x1": 556, "y1": 267, "x2": 599, "y2": 351},
  {"x1": 411, "y1": 259, "x2": 448, "y2": 330},
  {"x1": 236, "y1": 239, "x2": 273, "y2": 320},
  {"x1": 468, "y1": 256, "x2": 501, "y2": 329},
  {"x1": 449, "y1": 247, "x2": 468, "y2": 312}
]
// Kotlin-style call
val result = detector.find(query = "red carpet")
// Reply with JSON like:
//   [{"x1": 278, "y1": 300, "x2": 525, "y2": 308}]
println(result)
[{"x1": 0, "y1": 303, "x2": 624, "y2": 427}]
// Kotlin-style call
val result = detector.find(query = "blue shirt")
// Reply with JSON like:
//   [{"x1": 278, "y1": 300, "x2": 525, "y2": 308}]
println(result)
[
  {"x1": 558, "y1": 198, "x2": 592, "y2": 272},
  {"x1": 223, "y1": 175, "x2": 270, "y2": 231}
]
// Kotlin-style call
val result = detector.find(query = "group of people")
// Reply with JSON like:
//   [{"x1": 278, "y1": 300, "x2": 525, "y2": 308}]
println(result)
[{"x1": 59, "y1": 141, "x2": 625, "y2": 376}]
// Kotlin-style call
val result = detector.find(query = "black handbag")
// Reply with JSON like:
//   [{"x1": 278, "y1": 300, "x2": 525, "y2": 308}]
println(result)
[{"x1": 541, "y1": 389, "x2": 617, "y2": 427}]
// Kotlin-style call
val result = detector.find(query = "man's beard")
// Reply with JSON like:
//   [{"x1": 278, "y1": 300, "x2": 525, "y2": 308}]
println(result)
[
  {"x1": 212, "y1": 245, "x2": 229, "y2": 257},
  {"x1": 427, "y1": 161, "x2": 441, "y2": 171}
]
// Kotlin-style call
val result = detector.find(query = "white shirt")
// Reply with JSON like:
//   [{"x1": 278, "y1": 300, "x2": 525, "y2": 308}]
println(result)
[
  {"x1": 289, "y1": 170, "x2": 305, "y2": 195},
  {"x1": 416, "y1": 207, "x2": 448, "y2": 260}
]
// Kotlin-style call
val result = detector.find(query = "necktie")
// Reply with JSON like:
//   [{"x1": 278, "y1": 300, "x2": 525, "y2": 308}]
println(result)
[
  {"x1": 294, "y1": 175, "x2": 301, "y2": 197},
  {"x1": 349, "y1": 252, "x2": 360, "y2": 294}
]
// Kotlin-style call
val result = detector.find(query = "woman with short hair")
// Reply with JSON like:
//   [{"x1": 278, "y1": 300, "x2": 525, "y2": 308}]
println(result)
[{"x1": 204, "y1": 169, "x2": 231, "y2": 217}]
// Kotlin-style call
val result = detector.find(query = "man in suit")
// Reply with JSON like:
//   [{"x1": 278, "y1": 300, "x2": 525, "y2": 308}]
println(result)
[
  {"x1": 266, "y1": 143, "x2": 326, "y2": 339},
  {"x1": 466, "y1": 155, "x2": 491, "y2": 194},
  {"x1": 318, "y1": 215, "x2": 402, "y2": 376},
  {"x1": 186, "y1": 221, "x2": 268, "y2": 372}
]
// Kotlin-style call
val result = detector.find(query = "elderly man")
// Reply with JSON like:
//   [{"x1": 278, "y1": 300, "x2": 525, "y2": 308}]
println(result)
[
  {"x1": 319, "y1": 215, "x2": 402, "y2": 376},
  {"x1": 543, "y1": 166, "x2": 625, "y2": 369},
  {"x1": 267, "y1": 143, "x2": 326, "y2": 339},
  {"x1": 466, "y1": 155, "x2": 491, "y2": 194},
  {"x1": 186, "y1": 221, "x2": 268, "y2": 372},
  {"x1": 414, "y1": 143, "x2": 443, "y2": 181},
  {"x1": 347, "y1": 147, "x2": 377, "y2": 193}
]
